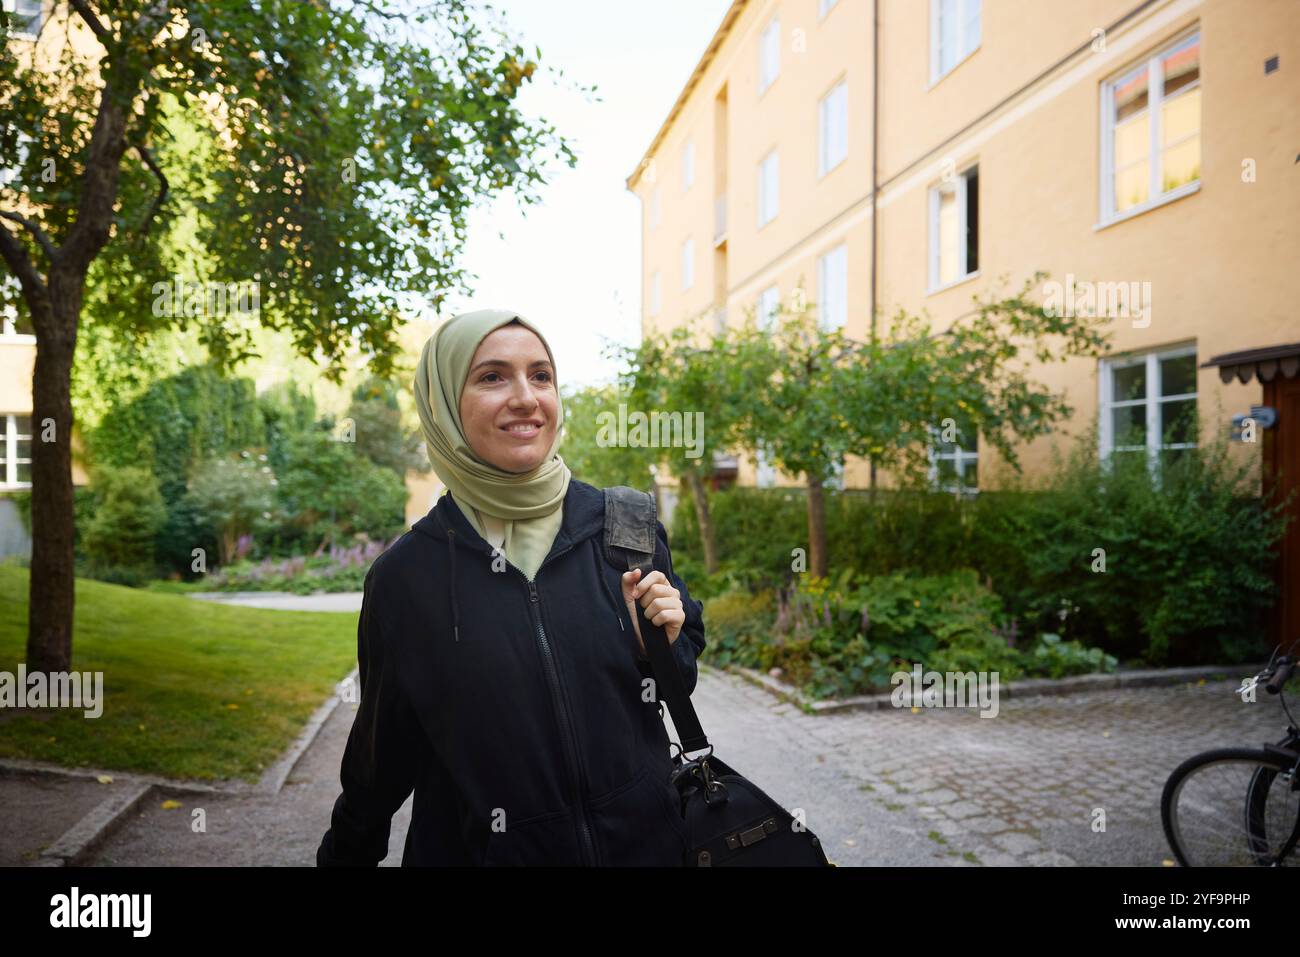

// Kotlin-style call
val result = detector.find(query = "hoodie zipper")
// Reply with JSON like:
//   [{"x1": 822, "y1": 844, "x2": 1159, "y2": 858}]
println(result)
[
  {"x1": 524, "y1": 572, "x2": 599, "y2": 867},
  {"x1": 437, "y1": 507, "x2": 600, "y2": 865}
]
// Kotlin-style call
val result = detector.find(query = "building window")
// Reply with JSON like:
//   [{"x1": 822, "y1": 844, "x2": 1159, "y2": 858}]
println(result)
[
  {"x1": 930, "y1": 416, "x2": 978, "y2": 494},
  {"x1": 757, "y1": 149, "x2": 779, "y2": 227},
  {"x1": 818, "y1": 79, "x2": 848, "y2": 178},
  {"x1": 2, "y1": 0, "x2": 43, "y2": 37},
  {"x1": 930, "y1": 0, "x2": 981, "y2": 84},
  {"x1": 757, "y1": 285, "x2": 779, "y2": 331},
  {"x1": 819, "y1": 0, "x2": 839, "y2": 17},
  {"x1": 649, "y1": 185, "x2": 660, "y2": 231},
  {"x1": 826, "y1": 455, "x2": 845, "y2": 490},
  {"x1": 680, "y1": 238, "x2": 694, "y2": 290},
  {"x1": 755, "y1": 447, "x2": 777, "y2": 488},
  {"x1": 1100, "y1": 30, "x2": 1200, "y2": 222},
  {"x1": 818, "y1": 243, "x2": 847, "y2": 331},
  {"x1": 759, "y1": 15, "x2": 780, "y2": 95},
  {"x1": 681, "y1": 139, "x2": 694, "y2": 192},
  {"x1": 1099, "y1": 345, "x2": 1198, "y2": 470},
  {"x1": 649, "y1": 271, "x2": 661, "y2": 317},
  {"x1": 928, "y1": 163, "x2": 978, "y2": 291},
  {"x1": 2, "y1": 414, "x2": 33, "y2": 487}
]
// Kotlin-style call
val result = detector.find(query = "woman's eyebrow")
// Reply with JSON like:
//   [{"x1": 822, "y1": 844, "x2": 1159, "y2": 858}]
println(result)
[{"x1": 469, "y1": 358, "x2": 554, "y2": 373}]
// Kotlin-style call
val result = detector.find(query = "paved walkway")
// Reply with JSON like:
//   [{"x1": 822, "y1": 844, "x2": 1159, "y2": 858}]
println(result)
[
  {"x1": 78, "y1": 667, "x2": 1280, "y2": 867},
  {"x1": 7, "y1": 591, "x2": 1282, "y2": 866}
]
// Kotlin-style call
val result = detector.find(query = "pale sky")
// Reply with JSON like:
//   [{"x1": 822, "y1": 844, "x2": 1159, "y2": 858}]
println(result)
[{"x1": 429, "y1": 0, "x2": 733, "y2": 390}]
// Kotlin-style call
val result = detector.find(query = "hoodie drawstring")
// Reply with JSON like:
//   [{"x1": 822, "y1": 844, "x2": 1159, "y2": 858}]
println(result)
[
  {"x1": 437, "y1": 508, "x2": 617, "y2": 647},
  {"x1": 433, "y1": 508, "x2": 461, "y2": 642}
]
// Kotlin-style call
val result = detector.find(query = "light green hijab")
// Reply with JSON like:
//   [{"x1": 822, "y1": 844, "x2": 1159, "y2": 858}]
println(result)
[{"x1": 413, "y1": 309, "x2": 571, "y2": 581}]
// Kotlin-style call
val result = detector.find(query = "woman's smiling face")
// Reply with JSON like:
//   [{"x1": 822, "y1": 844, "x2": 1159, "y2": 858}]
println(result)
[{"x1": 458, "y1": 323, "x2": 559, "y2": 474}]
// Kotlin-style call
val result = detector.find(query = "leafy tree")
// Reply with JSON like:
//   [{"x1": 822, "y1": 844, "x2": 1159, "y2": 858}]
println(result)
[
  {"x1": 344, "y1": 375, "x2": 426, "y2": 480},
  {"x1": 0, "y1": 0, "x2": 583, "y2": 670},
  {"x1": 81, "y1": 464, "x2": 167, "y2": 571},
  {"x1": 184, "y1": 451, "x2": 276, "y2": 566},
  {"x1": 556, "y1": 383, "x2": 659, "y2": 493},
  {"x1": 614, "y1": 312, "x2": 763, "y2": 575},
  {"x1": 275, "y1": 428, "x2": 408, "y2": 548}
]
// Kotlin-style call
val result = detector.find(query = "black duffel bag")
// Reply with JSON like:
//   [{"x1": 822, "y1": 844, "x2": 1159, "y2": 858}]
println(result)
[{"x1": 602, "y1": 485, "x2": 834, "y2": 867}]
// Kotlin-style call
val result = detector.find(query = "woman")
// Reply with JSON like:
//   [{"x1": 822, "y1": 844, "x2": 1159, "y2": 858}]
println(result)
[{"x1": 317, "y1": 308, "x2": 706, "y2": 866}]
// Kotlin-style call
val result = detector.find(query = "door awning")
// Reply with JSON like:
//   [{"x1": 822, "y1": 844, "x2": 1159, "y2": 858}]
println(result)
[{"x1": 1201, "y1": 343, "x2": 1300, "y2": 385}]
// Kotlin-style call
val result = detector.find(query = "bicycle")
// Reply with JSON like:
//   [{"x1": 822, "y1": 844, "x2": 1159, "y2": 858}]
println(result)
[{"x1": 1161, "y1": 648, "x2": 1300, "y2": 866}]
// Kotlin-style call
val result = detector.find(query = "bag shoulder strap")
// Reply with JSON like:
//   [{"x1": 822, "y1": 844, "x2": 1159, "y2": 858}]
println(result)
[{"x1": 601, "y1": 486, "x2": 710, "y2": 755}]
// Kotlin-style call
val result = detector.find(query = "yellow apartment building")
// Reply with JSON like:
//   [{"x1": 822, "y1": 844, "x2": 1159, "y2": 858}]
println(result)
[{"x1": 627, "y1": 0, "x2": 1300, "y2": 638}]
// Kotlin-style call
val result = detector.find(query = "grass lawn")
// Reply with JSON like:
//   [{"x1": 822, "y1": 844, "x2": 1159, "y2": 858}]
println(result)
[{"x1": 0, "y1": 561, "x2": 358, "y2": 783}]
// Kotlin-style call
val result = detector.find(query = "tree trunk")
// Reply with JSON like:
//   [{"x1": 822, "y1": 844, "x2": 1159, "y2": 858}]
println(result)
[
  {"x1": 806, "y1": 474, "x2": 827, "y2": 579},
  {"x1": 26, "y1": 274, "x2": 81, "y2": 674},
  {"x1": 16, "y1": 57, "x2": 131, "y2": 674},
  {"x1": 683, "y1": 470, "x2": 718, "y2": 575}
]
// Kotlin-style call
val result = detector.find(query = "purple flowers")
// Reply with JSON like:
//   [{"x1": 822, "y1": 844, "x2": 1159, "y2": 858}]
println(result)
[{"x1": 207, "y1": 535, "x2": 400, "y2": 590}]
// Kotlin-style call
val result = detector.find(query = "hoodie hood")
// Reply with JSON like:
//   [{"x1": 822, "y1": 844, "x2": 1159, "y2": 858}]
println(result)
[{"x1": 412, "y1": 478, "x2": 626, "y2": 644}]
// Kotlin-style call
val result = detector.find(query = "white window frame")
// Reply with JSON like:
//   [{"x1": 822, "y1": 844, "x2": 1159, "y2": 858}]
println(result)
[
  {"x1": 680, "y1": 238, "x2": 694, "y2": 291},
  {"x1": 754, "y1": 447, "x2": 777, "y2": 488},
  {"x1": 930, "y1": 0, "x2": 981, "y2": 85},
  {"x1": 928, "y1": 421, "x2": 979, "y2": 495},
  {"x1": 818, "y1": 78, "x2": 848, "y2": 179},
  {"x1": 826, "y1": 455, "x2": 845, "y2": 490},
  {"x1": 681, "y1": 139, "x2": 694, "y2": 192},
  {"x1": 2, "y1": 0, "x2": 44, "y2": 39},
  {"x1": 2, "y1": 413, "x2": 33, "y2": 488},
  {"x1": 758, "y1": 15, "x2": 780, "y2": 96},
  {"x1": 757, "y1": 285, "x2": 779, "y2": 331},
  {"x1": 757, "y1": 149, "x2": 779, "y2": 227},
  {"x1": 818, "y1": 243, "x2": 847, "y2": 331},
  {"x1": 927, "y1": 162, "x2": 978, "y2": 293},
  {"x1": 1098, "y1": 28, "x2": 1201, "y2": 227},
  {"x1": 649, "y1": 271, "x2": 661, "y2": 317},
  {"x1": 649, "y1": 185, "x2": 661, "y2": 231},
  {"x1": 1098, "y1": 344, "x2": 1198, "y2": 472}
]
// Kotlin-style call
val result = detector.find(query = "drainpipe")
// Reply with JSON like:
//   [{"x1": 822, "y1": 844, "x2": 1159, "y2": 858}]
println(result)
[{"x1": 869, "y1": 0, "x2": 880, "y2": 490}]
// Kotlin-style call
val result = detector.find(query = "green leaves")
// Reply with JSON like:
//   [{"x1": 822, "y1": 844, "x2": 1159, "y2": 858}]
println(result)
[{"x1": 1, "y1": 0, "x2": 582, "y2": 382}]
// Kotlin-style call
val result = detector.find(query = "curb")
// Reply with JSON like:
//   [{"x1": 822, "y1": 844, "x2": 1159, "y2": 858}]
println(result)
[
  {"x1": 37, "y1": 782, "x2": 154, "y2": 867},
  {"x1": 2, "y1": 668, "x2": 358, "y2": 865},
  {"x1": 256, "y1": 667, "x2": 356, "y2": 794},
  {"x1": 729, "y1": 664, "x2": 1245, "y2": 715}
]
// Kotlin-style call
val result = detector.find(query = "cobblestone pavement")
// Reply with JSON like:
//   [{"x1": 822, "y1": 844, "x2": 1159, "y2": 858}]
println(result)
[
  {"x1": 83, "y1": 665, "x2": 1281, "y2": 866},
  {"x1": 684, "y1": 668, "x2": 1285, "y2": 866}
]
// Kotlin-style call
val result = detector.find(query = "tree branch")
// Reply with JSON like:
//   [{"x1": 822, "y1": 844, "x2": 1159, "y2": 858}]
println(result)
[
  {"x1": 0, "y1": 220, "x2": 46, "y2": 293},
  {"x1": 67, "y1": 0, "x2": 110, "y2": 41},
  {"x1": 132, "y1": 142, "x2": 168, "y2": 237},
  {"x1": 0, "y1": 210, "x2": 58, "y2": 263}
]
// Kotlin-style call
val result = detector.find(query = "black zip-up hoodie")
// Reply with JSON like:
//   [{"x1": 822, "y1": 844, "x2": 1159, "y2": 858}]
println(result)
[{"x1": 316, "y1": 478, "x2": 706, "y2": 866}]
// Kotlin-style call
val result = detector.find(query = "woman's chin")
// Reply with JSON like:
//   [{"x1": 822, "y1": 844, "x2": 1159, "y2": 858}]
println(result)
[{"x1": 494, "y1": 447, "x2": 546, "y2": 473}]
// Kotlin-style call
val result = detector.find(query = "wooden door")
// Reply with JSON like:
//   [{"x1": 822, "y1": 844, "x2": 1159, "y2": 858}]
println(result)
[{"x1": 1264, "y1": 374, "x2": 1300, "y2": 651}]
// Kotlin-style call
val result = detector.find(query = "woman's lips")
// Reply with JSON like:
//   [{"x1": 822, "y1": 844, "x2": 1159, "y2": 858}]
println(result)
[{"x1": 501, "y1": 423, "x2": 541, "y2": 439}]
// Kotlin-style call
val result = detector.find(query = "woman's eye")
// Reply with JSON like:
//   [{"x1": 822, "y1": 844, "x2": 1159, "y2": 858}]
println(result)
[{"x1": 480, "y1": 370, "x2": 552, "y2": 383}]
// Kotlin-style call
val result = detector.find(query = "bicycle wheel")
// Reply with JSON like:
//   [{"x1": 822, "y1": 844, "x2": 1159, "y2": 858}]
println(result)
[{"x1": 1162, "y1": 748, "x2": 1300, "y2": 866}]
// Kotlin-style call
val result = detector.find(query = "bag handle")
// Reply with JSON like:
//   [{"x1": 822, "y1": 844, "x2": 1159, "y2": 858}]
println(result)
[{"x1": 603, "y1": 486, "x2": 711, "y2": 755}]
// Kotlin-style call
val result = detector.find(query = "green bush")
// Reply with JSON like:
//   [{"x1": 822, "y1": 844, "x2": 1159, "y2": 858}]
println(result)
[
  {"x1": 988, "y1": 433, "x2": 1286, "y2": 665},
  {"x1": 703, "y1": 568, "x2": 1116, "y2": 700},
  {"x1": 274, "y1": 429, "x2": 409, "y2": 548},
  {"x1": 81, "y1": 465, "x2": 167, "y2": 576},
  {"x1": 670, "y1": 431, "x2": 1284, "y2": 667},
  {"x1": 184, "y1": 452, "x2": 278, "y2": 567}
]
